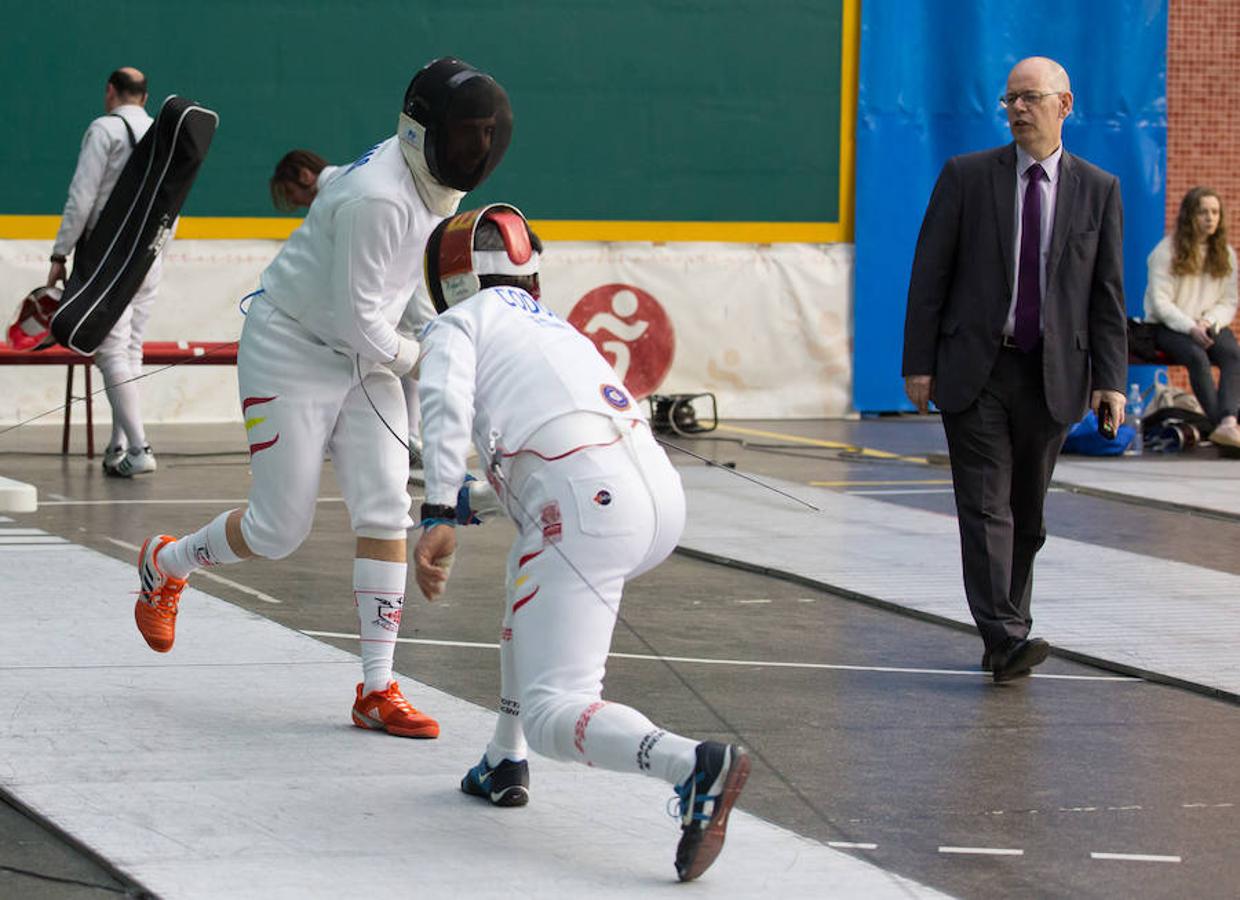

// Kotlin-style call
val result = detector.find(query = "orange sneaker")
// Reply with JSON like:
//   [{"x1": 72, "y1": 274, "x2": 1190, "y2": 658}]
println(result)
[
  {"x1": 351, "y1": 681, "x2": 440, "y2": 738},
  {"x1": 135, "y1": 535, "x2": 187, "y2": 653}
]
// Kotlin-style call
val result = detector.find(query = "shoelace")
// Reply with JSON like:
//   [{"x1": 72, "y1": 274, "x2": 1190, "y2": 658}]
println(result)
[
  {"x1": 379, "y1": 686, "x2": 421, "y2": 717},
  {"x1": 147, "y1": 586, "x2": 180, "y2": 618},
  {"x1": 141, "y1": 570, "x2": 183, "y2": 617},
  {"x1": 667, "y1": 776, "x2": 711, "y2": 825}
]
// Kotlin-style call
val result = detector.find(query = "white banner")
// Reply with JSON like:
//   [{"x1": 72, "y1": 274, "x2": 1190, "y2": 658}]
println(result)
[
  {"x1": 0, "y1": 239, "x2": 852, "y2": 427},
  {"x1": 541, "y1": 242, "x2": 853, "y2": 419}
]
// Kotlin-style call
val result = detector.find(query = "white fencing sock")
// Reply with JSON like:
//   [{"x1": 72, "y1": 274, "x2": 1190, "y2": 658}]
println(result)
[
  {"x1": 160, "y1": 510, "x2": 243, "y2": 579},
  {"x1": 95, "y1": 356, "x2": 146, "y2": 450},
  {"x1": 561, "y1": 701, "x2": 699, "y2": 786},
  {"x1": 355, "y1": 557, "x2": 407, "y2": 695},
  {"x1": 486, "y1": 626, "x2": 528, "y2": 763}
]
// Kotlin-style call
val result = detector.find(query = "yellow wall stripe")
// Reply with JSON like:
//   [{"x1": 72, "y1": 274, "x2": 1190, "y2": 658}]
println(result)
[
  {"x1": 838, "y1": 0, "x2": 859, "y2": 242},
  {"x1": 0, "y1": 215, "x2": 845, "y2": 243}
]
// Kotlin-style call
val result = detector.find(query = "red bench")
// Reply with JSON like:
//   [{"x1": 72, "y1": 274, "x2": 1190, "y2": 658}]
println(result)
[{"x1": 0, "y1": 341, "x2": 238, "y2": 458}]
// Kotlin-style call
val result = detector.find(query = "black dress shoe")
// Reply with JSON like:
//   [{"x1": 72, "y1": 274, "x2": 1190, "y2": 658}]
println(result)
[{"x1": 991, "y1": 638, "x2": 1050, "y2": 683}]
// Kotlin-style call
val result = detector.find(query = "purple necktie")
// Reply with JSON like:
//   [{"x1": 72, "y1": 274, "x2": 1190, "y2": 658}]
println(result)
[{"x1": 1014, "y1": 163, "x2": 1045, "y2": 352}]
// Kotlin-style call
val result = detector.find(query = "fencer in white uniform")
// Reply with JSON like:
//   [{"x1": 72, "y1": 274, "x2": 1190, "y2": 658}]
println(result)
[
  {"x1": 413, "y1": 205, "x2": 750, "y2": 883},
  {"x1": 48, "y1": 67, "x2": 163, "y2": 477},
  {"x1": 272, "y1": 150, "x2": 430, "y2": 478},
  {"x1": 132, "y1": 58, "x2": 512, "y2": 740}
]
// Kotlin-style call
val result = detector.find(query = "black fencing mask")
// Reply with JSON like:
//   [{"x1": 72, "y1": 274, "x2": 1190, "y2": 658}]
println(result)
[{"x1": 403, "y1": 57, "x2": 512, "y2": 192}]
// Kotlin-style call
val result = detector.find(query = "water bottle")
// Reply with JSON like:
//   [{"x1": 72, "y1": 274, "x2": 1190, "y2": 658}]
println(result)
[{"x1": 1124, "y1": 383, "x2": 1143, "y2": 455}]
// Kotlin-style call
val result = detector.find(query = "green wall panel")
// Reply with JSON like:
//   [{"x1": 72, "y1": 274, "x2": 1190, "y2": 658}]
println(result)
[{"x1": 4, "y1": 1, "x2": 842, "y2": 222}]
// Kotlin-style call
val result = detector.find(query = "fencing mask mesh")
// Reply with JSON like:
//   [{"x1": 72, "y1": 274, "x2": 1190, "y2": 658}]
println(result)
[{"x1": 403, "y1": 57, "x2": 512, "y2": 193}]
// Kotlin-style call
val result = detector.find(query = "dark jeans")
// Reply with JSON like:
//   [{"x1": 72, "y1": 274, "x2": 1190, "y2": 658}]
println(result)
[{"x1": 1154, "y1": 325, "x2": 1240, "y2": 425}]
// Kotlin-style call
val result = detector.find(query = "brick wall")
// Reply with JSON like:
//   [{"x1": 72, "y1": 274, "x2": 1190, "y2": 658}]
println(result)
[{"x1": 1165, "y1": 0, "x2": 1240, "y2": 390}]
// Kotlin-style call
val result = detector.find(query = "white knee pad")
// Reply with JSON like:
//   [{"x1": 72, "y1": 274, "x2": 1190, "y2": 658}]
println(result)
[
  {"x1": 239, "y1": 506, "x2": 313, "y2": 560},
  {"x1": 518, "y1": 687, "x2": 594, "y2": 763}
]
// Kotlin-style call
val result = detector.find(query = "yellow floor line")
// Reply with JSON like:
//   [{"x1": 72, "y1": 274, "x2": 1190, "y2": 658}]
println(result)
[
  {"x1": 809, "y1": 479, "x2": 952, "y2": 487},
  {"x1": 714, "y1": 423, "x2": 929, "y2": 463}
]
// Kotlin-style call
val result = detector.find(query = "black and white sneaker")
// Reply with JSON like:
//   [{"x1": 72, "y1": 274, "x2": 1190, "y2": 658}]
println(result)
[
  {"x1": 105, "y1": 445, "x2": 156, "y2": 477},
  {"x1": 461, "y1": 754, "x2": 530, "y2": 807},
  {"x1": 672, "y1": 741, "x2": 750, "y2": 882},
  {"x1": 102, "y1": 444, "x2": 127, "y2": 472}
]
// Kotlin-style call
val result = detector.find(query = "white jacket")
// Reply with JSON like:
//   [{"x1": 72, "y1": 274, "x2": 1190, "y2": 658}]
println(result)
[
  {"x1": 1144, "y1": 235, "x2": 1239, "y2": 333},
  {"x1": 52, "y1": 104, "x2": 153, "y2": 257},
  {"x1": 417, "y1": 285, "x2": 645, "y2": 506},
  {"x1": 259, "y1": 137, "x2": 443, "y2": 364}
]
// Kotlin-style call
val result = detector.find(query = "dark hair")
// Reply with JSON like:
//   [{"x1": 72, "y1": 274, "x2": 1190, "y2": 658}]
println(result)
[
  {"x1": 474, "y1": 218, "x2": 542, "y2": 295},
  {"x1": 479, "y1": 273, "x2": 540, "y2": 294},
  {"x1": 269, "y1": 149, "x2": 328, "y2": 211},
  {"x1": 1171, "y1": 186, "x2": 1232, "y2": 279},
  {"x1": 107, "y1": 69, "x2": 147, "y2": 100}
]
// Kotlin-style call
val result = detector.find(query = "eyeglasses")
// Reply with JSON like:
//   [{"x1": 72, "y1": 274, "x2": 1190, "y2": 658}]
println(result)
[{"x1": 999, "y1": 90, "x2": 1061, "y2": 109}]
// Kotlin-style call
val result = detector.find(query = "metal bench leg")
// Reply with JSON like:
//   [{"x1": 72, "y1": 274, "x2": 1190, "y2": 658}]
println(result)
[
  {"x1": 62, "y1": 365, "x2": 73, "y2": 455},
  {"x1": 85, "y1": 364, "x2": 95, "y2": 460}
]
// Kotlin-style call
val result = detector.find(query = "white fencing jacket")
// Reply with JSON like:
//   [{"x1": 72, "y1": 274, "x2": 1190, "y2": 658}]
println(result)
[
  {"x1": 417, "y1": 285, "x2": 645, "y2": 506},
  {"x1": 52, "y1": 104, "x2": 153, "y2": 257},
  {"x1": 260, "y1": 137, "x2": 444, "y2": 364}
]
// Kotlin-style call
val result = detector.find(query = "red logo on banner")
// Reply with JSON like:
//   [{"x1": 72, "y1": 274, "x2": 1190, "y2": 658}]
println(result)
[{"x1": 567, "y1": 284, "x2": 674, "y2": 400}]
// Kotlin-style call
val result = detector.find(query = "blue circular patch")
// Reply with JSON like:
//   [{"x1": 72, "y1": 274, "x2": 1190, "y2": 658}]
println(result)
[
  {"x1": 593, "y1": 489, "x2": 612, "y2": 506},
  {"x1": 601, "y1": 384, "x2": 630, "y2": 410}
]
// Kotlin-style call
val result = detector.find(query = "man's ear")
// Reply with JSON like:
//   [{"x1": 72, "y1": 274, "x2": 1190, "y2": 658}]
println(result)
[{"x1": 297, "y1": 167, "x2": 316, "y2": 187}]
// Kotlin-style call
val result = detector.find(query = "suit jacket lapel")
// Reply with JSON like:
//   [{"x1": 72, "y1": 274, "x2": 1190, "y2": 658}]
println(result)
[
  {"x1": 991, "y1": 145, "x2": 1016, "y2": 296},
  {"x1": 1046, "y1": 151, "x2": 1078, "y2": 290}
]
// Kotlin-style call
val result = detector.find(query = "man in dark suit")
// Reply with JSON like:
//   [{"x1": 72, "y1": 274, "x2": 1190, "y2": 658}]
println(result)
[{"x1": 902, "y1": 56, "x2": 1128, "y2": 683}]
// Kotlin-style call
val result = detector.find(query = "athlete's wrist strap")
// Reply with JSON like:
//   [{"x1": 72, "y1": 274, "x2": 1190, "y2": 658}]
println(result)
[{"x1": 420, "y1": 503, "x2": 457, "y2": 529}]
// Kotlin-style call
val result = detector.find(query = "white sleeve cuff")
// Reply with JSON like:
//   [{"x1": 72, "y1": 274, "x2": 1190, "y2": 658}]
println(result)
[{"x1": 386, "y1": 335, "x2": 419, "y2": 376}]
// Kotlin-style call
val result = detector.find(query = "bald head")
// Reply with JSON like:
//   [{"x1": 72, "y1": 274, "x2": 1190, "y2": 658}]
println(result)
[
  {"x1": 1009, "y1": 56, "x2": 1070, "y2": 93},
  {"x1": 1004, "y1": 56, "x2": 1073, "y2": 159},
  {"x1": 105, "y1": 67, "x2": 147, "y2": 111}
]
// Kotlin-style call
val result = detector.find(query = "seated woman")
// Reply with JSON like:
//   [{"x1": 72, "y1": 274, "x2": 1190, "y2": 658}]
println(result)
[{"x1": 1144, "y1": 186, "x2": 1240, "y2": 449}]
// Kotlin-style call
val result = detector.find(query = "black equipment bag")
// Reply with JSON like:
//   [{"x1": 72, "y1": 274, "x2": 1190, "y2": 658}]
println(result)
[{"x1": 51, "y1": 95, "x2": 218, "y2": 353}]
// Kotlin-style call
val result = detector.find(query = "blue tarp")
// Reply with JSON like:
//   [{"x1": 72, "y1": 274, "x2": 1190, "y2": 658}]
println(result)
[{"x1": 853, "y1": 1, "x2": 1167, "y2": 412}]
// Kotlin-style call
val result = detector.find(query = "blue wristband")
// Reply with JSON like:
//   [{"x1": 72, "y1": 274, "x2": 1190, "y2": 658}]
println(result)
[{"x1": 420, "y1": 517, "x2": 456, "y2": 530}]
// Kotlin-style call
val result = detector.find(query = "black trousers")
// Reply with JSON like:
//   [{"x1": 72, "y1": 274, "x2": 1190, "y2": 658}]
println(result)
[
  {"x1": 1153, "y1": 324, "x2": 1240, "y2": 426},
  {"x1": 941, "y1": 345, "x2": 1069, "y2": 652}
]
